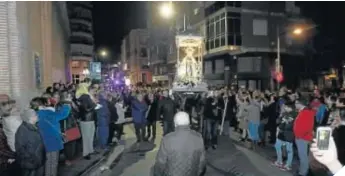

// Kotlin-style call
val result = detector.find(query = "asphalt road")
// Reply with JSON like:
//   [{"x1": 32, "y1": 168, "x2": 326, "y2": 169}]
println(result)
[{"x1": 92, "y1": 123, "x2": 292, "y2": 176}]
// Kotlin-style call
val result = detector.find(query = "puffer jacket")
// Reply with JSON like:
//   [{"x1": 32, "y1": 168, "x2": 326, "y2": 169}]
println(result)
[{"x1": 153, "y1": 126, "x2": 206, "y2": 176}]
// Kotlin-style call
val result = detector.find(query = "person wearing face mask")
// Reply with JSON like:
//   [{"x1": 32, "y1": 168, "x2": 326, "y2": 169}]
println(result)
[{"x1": 16, "y1": 109, "x2": 46, "y2": 176}]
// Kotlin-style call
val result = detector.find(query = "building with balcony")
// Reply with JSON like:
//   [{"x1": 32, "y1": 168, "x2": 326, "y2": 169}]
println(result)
[
  {"x1": 120, "y1": 29, "x2": 151, "y2": 85},
  {"x1": 67, "y1": 2, "x2": 94, "y2": 84},
  {"x1": 165, "y1": 1, "x2": 309, "y2": 89},
  {"x1": 0, "y1": 1, "x2": 70, "y2": 108},
  {"x1": 146, "y1": 2, "x2": 173, "y2": 86}
]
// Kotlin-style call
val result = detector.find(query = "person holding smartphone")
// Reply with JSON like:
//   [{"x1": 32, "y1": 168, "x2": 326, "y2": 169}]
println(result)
[{"x1": 310, "y1": 136, "x2": 344, "y2": 175}]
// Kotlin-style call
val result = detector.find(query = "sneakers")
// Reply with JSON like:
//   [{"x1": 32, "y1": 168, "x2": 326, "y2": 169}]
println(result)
[
  {"x1": 271, "y1": 161, "x2": 283, "y2": 168},
  {"x1": 271, "y1": 161, "x2": 292, "y2": 172},
  {"x1": 280, "y1": 165, "x2": 292, "y2": 171}
]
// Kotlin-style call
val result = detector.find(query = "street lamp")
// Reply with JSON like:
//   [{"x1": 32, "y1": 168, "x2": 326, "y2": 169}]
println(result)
[
  {"x1": 293, "y1": 28, "x2": 303, "y2": 35},
  {"x1": 276, "y1": 26, "x2": 312, "y2": 89},
  {"x1": 159, "y1": 2, "x2": 174, "y2": 19},
  {"x1": 100, "y1": 50, "x2": 107, "y2": 57}
]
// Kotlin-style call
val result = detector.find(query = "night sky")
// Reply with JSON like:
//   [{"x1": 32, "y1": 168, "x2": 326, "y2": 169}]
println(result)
[
  {"x1": 92, "y1": 2, "x2": 345, "y2": 68},
  {"x1": 92, "y1": 1, "x2": 147, "y2": 56}
]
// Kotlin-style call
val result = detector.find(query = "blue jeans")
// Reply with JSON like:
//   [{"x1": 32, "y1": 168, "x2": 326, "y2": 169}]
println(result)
[
  {"x1": 295, "y1": 139, "x2": 309, "y2": 176},
  {"x1": 205, "y1": 119, "x2": 219, "y2": 146},
  {"x1": 275, "y1": 139, "x2": 293, "y2": 167}
]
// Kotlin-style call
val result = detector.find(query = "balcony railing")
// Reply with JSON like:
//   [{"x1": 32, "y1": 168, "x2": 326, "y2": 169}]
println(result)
[{"x1": 71, "y1": 31, "x2": 93, "y2": 40}]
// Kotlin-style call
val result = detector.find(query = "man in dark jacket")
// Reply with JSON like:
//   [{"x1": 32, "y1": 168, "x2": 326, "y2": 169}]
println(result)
[
  {"x1": 153, "y1": 111, "x2": 206, "y2": 176},
  {"x1": 16, "y1": 109, "x2": 45, "y2": 176},
  {"x1": 203, "y1": 92, "x2": 219, "y2": 150},
  {"x1": 156, "y1": 90, "x2": 178, "y2": 135}
]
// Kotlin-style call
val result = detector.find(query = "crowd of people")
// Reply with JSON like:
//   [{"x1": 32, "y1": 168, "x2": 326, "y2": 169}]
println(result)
[
  {"x1": 1, "y1": 77, "x2": 345, "y2": 176},
  {"x1": 152, "y1": 86, "x2": 345, "y2": 176}
]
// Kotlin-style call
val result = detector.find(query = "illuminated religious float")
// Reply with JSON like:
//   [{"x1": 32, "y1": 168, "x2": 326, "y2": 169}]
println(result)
[{"x1": 171, "y1": 34, "x2": 208, "y2": 92}]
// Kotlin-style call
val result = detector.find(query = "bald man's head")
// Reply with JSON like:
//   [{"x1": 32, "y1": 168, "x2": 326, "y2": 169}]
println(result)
[{"x1": 174, "y1": 111, "x2": 190, "y2": 127}]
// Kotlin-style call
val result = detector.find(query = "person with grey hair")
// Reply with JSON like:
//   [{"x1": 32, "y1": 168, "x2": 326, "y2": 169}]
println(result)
[
  {"x1": 15, "y1": 109, "x2": 45, "y2": 176},
  {"x1": 153, "y1": 111, "x2": 206, "y2": 176}
]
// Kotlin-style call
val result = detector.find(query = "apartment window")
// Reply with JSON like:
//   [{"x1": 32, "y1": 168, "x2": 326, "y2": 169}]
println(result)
[
  {"x1": 204, "y1": 61, "x2": 213, "y2": 74},
  {"x1": 226, "y1": 1, "x2": 242, "y2": 8},
  {"x1": 140, "y1": 48, "x2": 147, "y2": 57},
  {"x1": 154, "y1": 67, "x2": 158, "y2": 75},
  {"x1": 227, "y1": 12, "x2": 242, "y2": 46},
  {"x1": 206, "y1": 12, "x2": 227, "y2": 50},
  {"x1": 237, "y1": 57, "x2": 262, "y2": 73},
  {"x1": 142, "y1": 73, "x2": 147, "y2": 83},
  {"x1": 215, "y1": 59, "x2": 224, "y2": 74},
  {"x1": 72, "y1": 74, "x2": 80, "y2": 84},
  {"x1": 169, "y1": 44, "x2": 173, "y2": 54},
  {"x1": 71, "y1": 61, "x2": 80, "y2": 68},
  {"x1": 253, "y1": 19, "x2": 268, "y2": 36}
]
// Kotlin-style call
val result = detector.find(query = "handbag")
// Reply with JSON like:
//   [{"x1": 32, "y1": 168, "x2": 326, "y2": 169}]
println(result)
[{"x1": 63, "y1": 117, "x2": 81, "y2": 143}]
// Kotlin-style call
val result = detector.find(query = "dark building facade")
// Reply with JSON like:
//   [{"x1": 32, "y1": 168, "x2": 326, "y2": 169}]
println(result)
[{"x1": 164, "y1": 1, "x2": 309, "y2": 89}]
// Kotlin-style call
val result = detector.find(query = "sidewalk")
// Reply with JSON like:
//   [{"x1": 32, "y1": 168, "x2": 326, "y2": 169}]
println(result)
[
  {"x1": 58, "y1": 121, "x2": 134, "y2": 176},
  {"x1": 206, "y1": 134, "x2": 294, "y2": 176},
  {"x1": 58, "y1": 147, "x2": 109, "y2": 176}
]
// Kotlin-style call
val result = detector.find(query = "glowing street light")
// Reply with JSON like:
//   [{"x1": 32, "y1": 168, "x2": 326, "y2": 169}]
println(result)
[
  {"x1": 100, "y1": 50, "x2": 107, "y2": 57},
  {"x1": 159, "y1": 3, "x2": 174, "y2": 19},
  {"x1": 293, "y1": 28, "x2": 303, "y2": 35}
]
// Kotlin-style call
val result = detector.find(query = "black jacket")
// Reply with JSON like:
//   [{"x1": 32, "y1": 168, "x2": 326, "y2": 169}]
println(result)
[
  {"x1": 108, "y1": 100, "x2": 118, "y2": 123},
  {"x1": 153, "y1": 126, "x2": 206, "y2": 176},
  {"x1": 156, "y1": 97, "x2": 178, "y2": 122},
  {"x1": 225, "y1": 95, "x2": 237, "y2": 121},
  {"x1": 15, "y1": 122, "x2": 46, "y2": 169},
  {"x1": 78, "y1": 94, "x2": 97, "y2": 122},
  {"x1": 203, "y1": 97, "x2": 217, "y2": 120},
  {"x1": 277, "y1": 112, "x2": 296, "y2": 143},
  {"x1": 147, "y1": 96, "x2": 159, "y2": 122}
]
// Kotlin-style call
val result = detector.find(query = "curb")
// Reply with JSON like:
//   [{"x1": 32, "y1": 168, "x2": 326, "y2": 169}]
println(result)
[{"x1": 78, "y1": 149, "x2": 113, "y2": 176}]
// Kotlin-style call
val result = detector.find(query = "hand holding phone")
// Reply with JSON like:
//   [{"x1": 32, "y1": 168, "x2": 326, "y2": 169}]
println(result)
[{"x1": 316, "y1": 127, "x2": 332, "y2": 151}]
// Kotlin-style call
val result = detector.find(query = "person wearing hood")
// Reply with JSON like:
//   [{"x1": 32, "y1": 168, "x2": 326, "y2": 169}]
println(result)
[
  {"x1": 247, "y1": 95, "x2": 261, "y2": 149},
  {"x1": 96, "y1": 92, "x2": 111, "y2": 150},
  {"x1": 16, "y1": 109, "x2": 45, "y2": 176}
]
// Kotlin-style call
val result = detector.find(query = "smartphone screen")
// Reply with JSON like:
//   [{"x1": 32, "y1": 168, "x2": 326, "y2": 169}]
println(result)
[{"x1": 316, "y1": 128, "x2": 332, "y2": 150}]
